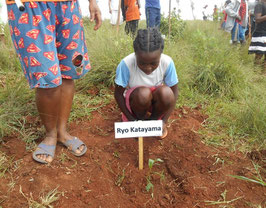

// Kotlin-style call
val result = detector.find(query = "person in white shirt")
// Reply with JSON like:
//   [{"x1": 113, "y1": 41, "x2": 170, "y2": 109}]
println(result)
[
  {"x1": 109, "y1": 0, "x2": 123, "y2": 26},
  {"x1": 114, "y1": 28, "x2": 179, "y2": 139}
]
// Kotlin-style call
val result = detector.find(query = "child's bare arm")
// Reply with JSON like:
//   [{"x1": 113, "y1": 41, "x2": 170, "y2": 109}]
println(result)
[{"x1": 114, "y1": 84, "x2": 136, "y2": 121}]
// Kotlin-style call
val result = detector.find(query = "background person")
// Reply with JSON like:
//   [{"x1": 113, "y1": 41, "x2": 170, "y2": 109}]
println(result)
[
  {"x1": 248, "y1": 0, "x2": 266, "y2": 71},
  {"x1": 124, "y1": 0, "x2": 141, "y2": 37},
  {"x1": 6, "y1": 0, "x2": 102, "y2": 164},
  {"x1": 225, "y1": 0, "x2": 248, "y2": 44},
  {"x1": 109, "y1": 0, "x2": 123, "y2": 26},
  {"x1": 145, "y1": 0, "x2": 161, "y2": 28},
  {"x1": 114, "y1": 28, "x2": 179, "y2": 139}
]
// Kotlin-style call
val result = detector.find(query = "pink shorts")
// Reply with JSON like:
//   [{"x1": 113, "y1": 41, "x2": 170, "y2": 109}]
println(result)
[{"x1": 122, "y1": 86, "x2": 159, "y2": 121}]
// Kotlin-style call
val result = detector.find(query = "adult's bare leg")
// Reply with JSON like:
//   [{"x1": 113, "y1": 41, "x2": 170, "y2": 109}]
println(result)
[
  {"x1": 35, "y1": 87, "x2": 61, "y2": 163},
  {"x1": 56, "y1": 79, "x2": 85, "y2": 154}
]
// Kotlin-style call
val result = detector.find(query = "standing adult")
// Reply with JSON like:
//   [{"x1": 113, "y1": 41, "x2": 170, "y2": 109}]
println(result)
[
  {"x1": 213, "y1": 5, "x2": 218, "y2": 21},
  {"x1": 6, "y1": 0, "x2": 102, "y2": 163},
  {"x1": 124, "y1": 0, "x2": 141, "y2": 37},
  {"x1": 145, "y1": 0, "x2": 161, "y2": 28},
  {"x1": 109, "y1": 0, "x2": 123, "y2": 26},
  {"x1": 225, "y1": 0, "x2": 248, "y2": 44},
  {"x1": 248, "y1": 0, "x2": 266, "y2": 70}
]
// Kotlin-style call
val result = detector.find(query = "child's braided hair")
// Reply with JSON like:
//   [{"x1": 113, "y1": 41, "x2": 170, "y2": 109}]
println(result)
[{"x1": 133, "y1": 28, "x2": 164, "y2": 53}]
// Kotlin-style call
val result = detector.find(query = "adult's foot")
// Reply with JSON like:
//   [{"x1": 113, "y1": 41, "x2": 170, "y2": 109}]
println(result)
[
  {"x1": 57, "y1": 132, "x2": 86, "y2": 156},
  {"x1": 33, "y1": 136, "x2": 57, "y2": 163}
]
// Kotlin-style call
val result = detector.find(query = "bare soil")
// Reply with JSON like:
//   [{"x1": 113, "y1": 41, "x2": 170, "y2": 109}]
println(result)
[{"x1": 0, "y1": 101, "x2": 265, "y2": 208}]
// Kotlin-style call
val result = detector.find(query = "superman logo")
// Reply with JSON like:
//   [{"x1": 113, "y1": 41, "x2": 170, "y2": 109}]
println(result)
[
  {"x1": 62, "y1": 18, "x2": 71, "y2": 26},
  {"x1": 72, "y1": 15, "x2": 79, "y2": 25},
  {"x1": 72, "y1": 30, "x2": 80, "y2": 40},
  {"x1": 18, "y1": 38, "x2": 24, "y2": 48},
  {"x1": 59, "y1": 64, "x2": 71, "y2": 71},
  {"x1": 62, "y1": 5, "x2": 68, "y2": 14},
  {"x1": 54, "y1": 2, "x2": 57, "y2": 6},
  {"x1": 18, "y1": 13, "x2": 29, "y2": 24},
  {"x1": 55, "y1": 15, "x2": 60, "y2": 25},
  {"x1": 62, "y1": 75, "x2": 72, "y2": 79},
  {"x1": 33, "y1": 15, "x2": 42, "y2": 27},
  {"x1": 85, "y1": 63, "x2": 91, "y2": 70},
  {"x1": 56, "y1": 42, "x2": 62, "y2": 48},
  {"x1": 84, "y1": 53, "x2": 89, "y2": 61},
  {"x1": 44, "y1": 34, "x2": 53, "y2": 44},
  {"x1": 51, "y1": 77, "x2": 61, "y2": 85},
  {"x1": 80, "y1": 19, "x2": 83, "y2": 27},
  {"x1": 62, "y1": 29, "x2": 70, "y2": 39},
  {"x1": 81, "y1": 31, "x2": 84, "y2": 40},
  {"x1": 43, "y1": 9, "x2": 51, "y2": 21},
  {"x1": 57, "y1": 53, "x2": 67, "y2": 60},
  {"x1": 27, "y1": 43, "x2": 41, "y2": 53},
  {"x1": 66, "y1": 41, "x2": 78, "y2": 50},
  {"x1": 29, "y1": 1, "x2": 38, "y2": 8},
  {"x1": 30, "y1": 57, "x2": 41, "y2": 67},
  {"x1": 70, "y1": 1, "x2": 75, "y2": 12},
  {"x1": 8, "y1": 10, "x2": 15, "y2": 21},
  {"x1": 46, "y1": 25, "x2": 55, "y2": 33},
  {"x1": 49, "y1": 64, "x2": 59, "y2": 75},
  {"x1": 43, "y1": 51, "x2": 55, "y2": 61},
  {"x1": 33, "y1": 72, "x2": 47, "y2": 80},
  {"x1": 26, "y1": 29, "x2": 40, "y2": 40},
  {"x1": 23, "y1": 56, "x2": 28, "y2": 67},
  {"x1": 13, "y1": 27, "x2": 20, "y2": 36}
]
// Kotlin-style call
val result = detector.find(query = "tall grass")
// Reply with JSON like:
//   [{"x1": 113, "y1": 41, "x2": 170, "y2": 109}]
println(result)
[{"x1": 0, "y1": 20, "x2": 265, "y2": 150}]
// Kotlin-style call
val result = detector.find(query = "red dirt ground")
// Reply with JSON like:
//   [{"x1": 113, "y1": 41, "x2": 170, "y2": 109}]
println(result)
[{"x1": 0, "y1": 101, "x2": 265, "y2": 208}]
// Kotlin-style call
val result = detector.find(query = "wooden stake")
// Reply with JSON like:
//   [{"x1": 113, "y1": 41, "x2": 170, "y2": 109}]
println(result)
[{"x1": 138, "y1": 137, "x2": 143, "y2": 170}]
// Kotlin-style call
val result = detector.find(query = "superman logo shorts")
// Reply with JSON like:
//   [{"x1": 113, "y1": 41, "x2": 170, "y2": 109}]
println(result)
[{"x1": 7, "y1": 0, "x2": 91, "y2": 88}]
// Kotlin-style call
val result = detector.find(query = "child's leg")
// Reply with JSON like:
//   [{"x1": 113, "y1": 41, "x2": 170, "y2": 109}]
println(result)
[
  {"x1": 149, "y1": 85, "x2": 175, "y2": 123},
  {"x1": 129, "y1": 87, "x2": 152, "y2": 120},
  {"x1": 35, "y1": 87, "x2": 61, "y2": 163},
  {"x1": 56, "y1": 79, "x2": 85, "y2": 154},
  {"x1": 255, "y1": 53, "x2": 263, "y2": 65}
]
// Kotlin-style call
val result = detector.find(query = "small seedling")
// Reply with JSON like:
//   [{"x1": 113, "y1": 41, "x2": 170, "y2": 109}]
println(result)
[
  {"x1": 113, "y1": 151, "x2": 120, "y2": 159},
  {"x1": 145, "y1": 158, "x2": 164, "y2": 197},
  {"x1": 205, "y1": 189, "x2": 242, "y2": 206},
  {"x1": 58, "y1": 153, "x2": 77, "y2": 168},
  {"x1": 115, "y1": 168, "x2": 126, "y2": 187}
]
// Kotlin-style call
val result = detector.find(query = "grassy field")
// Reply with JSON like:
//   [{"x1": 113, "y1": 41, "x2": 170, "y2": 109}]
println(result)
[{"x1": 0, "y1": 18, "x2": 265, "y2": 153}]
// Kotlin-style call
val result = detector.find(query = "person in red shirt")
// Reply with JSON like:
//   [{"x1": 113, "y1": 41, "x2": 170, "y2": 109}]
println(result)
[{"x1": 124, "y1": 0, "x2": 141, "y2": 37}]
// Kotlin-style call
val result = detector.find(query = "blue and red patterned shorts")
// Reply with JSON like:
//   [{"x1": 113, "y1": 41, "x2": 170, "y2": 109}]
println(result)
[{"x1": 7, "y1": 0, "x2": 91, "y2": 88}]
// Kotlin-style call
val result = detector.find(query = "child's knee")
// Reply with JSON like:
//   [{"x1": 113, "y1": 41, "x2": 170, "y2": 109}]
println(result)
[{"x1": 132, "y1": 87, "x2": 152, "y2": 106}]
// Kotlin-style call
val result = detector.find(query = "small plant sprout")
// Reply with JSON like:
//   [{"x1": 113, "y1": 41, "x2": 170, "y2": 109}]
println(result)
[
  {"x1": 229, "y1": 162, "x2": 266, "y2": 187},
  {"x1": 145, "y1": 158, "x2": 164, "y2": 197},
  {"x1": 205, "y1": 189, "x2": 243, "y2": 206},
  {"x1": 19, "y1": 185, "x2": 62, "y2": 208}
]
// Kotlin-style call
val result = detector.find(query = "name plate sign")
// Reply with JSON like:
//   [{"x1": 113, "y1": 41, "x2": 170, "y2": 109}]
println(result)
[{"x1": 115, "y1": 120, "x2": 163, "y2": 139}]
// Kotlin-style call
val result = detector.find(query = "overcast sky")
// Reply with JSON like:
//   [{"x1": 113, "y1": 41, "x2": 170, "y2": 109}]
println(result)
[{"x1": 0, "y1": 0, "x2": 256, "y2": 23}]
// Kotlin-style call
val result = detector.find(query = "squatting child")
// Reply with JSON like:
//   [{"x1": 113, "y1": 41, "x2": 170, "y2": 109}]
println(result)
[{"x1": 114, "y1": 28, "x2": 179, "y2": 139}]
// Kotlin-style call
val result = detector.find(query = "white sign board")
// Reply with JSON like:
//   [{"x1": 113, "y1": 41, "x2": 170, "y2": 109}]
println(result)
[{"x1": 115, "y1": 120, "x2": 163, "y2": 139}]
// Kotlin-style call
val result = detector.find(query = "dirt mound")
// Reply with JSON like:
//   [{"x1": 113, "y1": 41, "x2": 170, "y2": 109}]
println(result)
[{"x1": 0, "y1": 102, "x2": 265, "y2": 208}]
